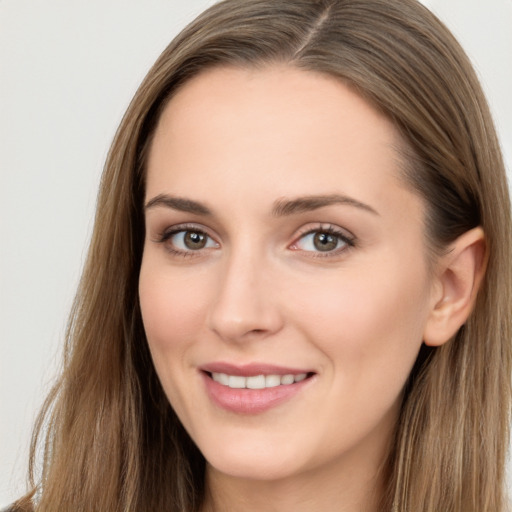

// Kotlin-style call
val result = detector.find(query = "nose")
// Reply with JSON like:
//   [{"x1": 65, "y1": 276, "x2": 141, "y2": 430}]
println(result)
[{"x1": 207, "y1": 248, "x2": 284, "y2": 343}]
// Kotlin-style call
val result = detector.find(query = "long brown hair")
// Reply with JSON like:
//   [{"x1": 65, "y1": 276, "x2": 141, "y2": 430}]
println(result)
[{"x1": 14, "y1": 0, "x2": 511, "y2": 510}]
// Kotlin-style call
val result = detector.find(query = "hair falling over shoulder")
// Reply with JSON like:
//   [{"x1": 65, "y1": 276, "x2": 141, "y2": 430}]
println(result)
[{"x1": 13, "y1": 0, "x2": 511, "y2": 511}]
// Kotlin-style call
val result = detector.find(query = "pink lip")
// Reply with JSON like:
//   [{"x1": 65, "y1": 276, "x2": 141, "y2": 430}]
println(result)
[
  {"x1": 200, "y1": 361, "x2": 313, "y2": 377},
  {"x1": 199, "y1": 362, "x2": 315, "y2": 414}
]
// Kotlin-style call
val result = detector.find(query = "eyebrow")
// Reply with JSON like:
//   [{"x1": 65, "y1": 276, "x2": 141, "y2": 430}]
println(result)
[
  {"x1": 271, "y1": 194, "x2": 379, "y2": 217},
  {"x1": 145, "y1": 194, "x2": 212, "y2": 215},
  {"x1": 144, "y1": 193, "x2": 378, "y2": 217}
]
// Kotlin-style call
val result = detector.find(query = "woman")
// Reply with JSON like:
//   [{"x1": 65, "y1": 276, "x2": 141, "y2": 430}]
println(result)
[{"x1": 10, "y1": 0, "x2": 511, "y2": 510}]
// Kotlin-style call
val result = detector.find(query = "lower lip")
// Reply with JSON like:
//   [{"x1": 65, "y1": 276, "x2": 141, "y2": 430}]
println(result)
[{"x1": 202, "y1": 372, "x2": 313, "y2": 414}]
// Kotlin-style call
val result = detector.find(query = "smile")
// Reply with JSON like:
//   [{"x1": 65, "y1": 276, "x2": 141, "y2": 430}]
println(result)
[
  {"x1": 211, "y1": 372, "x2": 308, "y2": 389},
  {"x1": 201, "y1": 366, "x2": 315, "y2": 414}
]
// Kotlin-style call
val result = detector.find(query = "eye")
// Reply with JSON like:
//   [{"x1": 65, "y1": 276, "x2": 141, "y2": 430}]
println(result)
[
  {"x1": 158, "y1": 226, "x2": 219, "y2": 254},
  {"x1": 291, "y1": 226, "x2": 354, "y2": 255}
]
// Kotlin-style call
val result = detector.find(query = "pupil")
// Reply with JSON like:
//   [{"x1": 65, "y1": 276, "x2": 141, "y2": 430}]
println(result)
[
  {"x1": 313, "y1": 232, "x2": 337, "y2": 251},
  {"x1": 185, "y1": 231, "x2": 206, "y2": 249}
]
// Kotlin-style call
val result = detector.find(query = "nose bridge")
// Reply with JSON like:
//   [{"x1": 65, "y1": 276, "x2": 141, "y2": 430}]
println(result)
[{"x1": 208, "y1": 238, "x2": 282, "y2": 342}]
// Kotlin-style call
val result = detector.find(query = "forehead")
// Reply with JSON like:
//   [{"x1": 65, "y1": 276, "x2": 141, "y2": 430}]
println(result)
[{"x1": 145, "y1": 65, "x2": 417, "y2": 218}]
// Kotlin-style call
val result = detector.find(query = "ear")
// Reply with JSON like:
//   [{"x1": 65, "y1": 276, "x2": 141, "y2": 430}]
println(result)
[{"x1": 423, "y1": 227, "x2": 487, "y2": 347}]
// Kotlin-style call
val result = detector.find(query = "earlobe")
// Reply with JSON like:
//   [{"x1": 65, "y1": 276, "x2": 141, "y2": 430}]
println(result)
[{"x1": 423, "y1": 227, "x2": 487, "y2": 347}]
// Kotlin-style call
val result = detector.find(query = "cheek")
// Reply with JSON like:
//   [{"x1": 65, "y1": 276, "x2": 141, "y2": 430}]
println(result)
[
  {"x1": 138, "y1": 258, "x2": 211, "y2": 354},
  {"x1": 138, "y1": 256, "x2": 217, "y2": 421},
  {"x1": 288, "y1": 258, "x2": 430, "y2": 384}
]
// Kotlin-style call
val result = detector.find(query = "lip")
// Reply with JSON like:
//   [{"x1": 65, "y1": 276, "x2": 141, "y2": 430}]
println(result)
[
  {"x1": 200, "y1": 362, "x2": 315, "y2": 414},
  {"x1": 200, "y1": 362, "x2": 314, "y2": 377}
]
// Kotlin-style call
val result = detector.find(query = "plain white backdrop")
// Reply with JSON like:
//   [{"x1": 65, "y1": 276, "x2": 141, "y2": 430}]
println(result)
[{"x1": 1, "y1": 0, "x2": 511, "y2": 507}]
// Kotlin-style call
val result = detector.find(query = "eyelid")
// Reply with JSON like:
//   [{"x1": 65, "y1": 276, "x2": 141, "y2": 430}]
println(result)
[
  {"x1": 289, "y1": 223, "x2": 356, "y2": 256},
  {"x1": 155, "y1": 222, "x2": 214, "y2": 240},
  {"x1": 151, "y1": 221, "x2": 355, "y2": 258},
  {"x1": 154, "y1": 223, "x2": 220, "y2": 256}
]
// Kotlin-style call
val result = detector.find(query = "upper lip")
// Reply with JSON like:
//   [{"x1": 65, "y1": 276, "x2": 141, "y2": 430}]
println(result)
[{"x1": 200, "y1": 362, "x2": 314, "y2": 377}]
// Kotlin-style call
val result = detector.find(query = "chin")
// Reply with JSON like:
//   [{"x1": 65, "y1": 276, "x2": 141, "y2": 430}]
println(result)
[
  {"x1": 201, "y1": 440, "x2": 307, "y2": 482},
  {"x1": 208, "y1": 458, "x2": 301, "y2": 482}
]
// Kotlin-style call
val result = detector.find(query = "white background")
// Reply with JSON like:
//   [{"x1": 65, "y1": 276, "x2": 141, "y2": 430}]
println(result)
[{"x1": 1, "y1": 0, "x2": 511, "y2": 507}]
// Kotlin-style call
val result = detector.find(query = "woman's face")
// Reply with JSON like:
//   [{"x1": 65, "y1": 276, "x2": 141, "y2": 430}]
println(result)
[{"x1": 139, "y1": 66, "x2": 436, "y2": 483}]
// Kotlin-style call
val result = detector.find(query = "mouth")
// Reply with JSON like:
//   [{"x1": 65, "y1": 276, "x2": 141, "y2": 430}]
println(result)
[
  {"x1": 200, "y1": 364, "x2": 316, "y2": 414},
  {"x1": 205, "y1": 371, "x2": 313, "y2": 389}
]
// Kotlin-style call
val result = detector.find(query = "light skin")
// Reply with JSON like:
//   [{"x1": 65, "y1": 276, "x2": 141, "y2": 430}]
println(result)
[{"x1": 139, "y1": 65, "x2": 485, "y2": 512}]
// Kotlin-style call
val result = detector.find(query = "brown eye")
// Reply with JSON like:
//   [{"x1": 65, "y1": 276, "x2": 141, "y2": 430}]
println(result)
[
  {"x1": 184, "y1": 231, "x2": 208, "y2": 249},
  {"x1": 313, "y1": 232, "x2": 338, "y2": 252},
  {"x1": 164, "y1": 228, "x2": 218, "y2": 253},
  {"x1": 292, "y1": 227, "x2": 353, "y2": 255}
]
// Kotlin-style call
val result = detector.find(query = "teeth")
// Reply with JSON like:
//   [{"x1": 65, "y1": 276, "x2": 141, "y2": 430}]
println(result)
[
  {"x1": 281, "y1": 374, "x2": 294, "y2": 385},
  {"x1": 211, "y1": 372, "x2": 309, "y2": 389},
  {"x1": 246, "y1": 375, "x2": 266, "y2": 389},
  {"x1": 228, "y1": 375, "x2": 246, "y2": 388},
  {"x1": 212, "y1": 372, "x2": 229, "y2": 385},
  {"x1": 265, "y1": 375, "x2": 281, "y2": 388}
]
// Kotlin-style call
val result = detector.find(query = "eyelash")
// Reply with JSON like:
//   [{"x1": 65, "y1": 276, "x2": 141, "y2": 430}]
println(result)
[
  {"x1": 290, "y1": 225, "x2": 356, "y2": 258},
  {"x1": 154, "y1": 223, "x2": 355, "y2": 259},
  {"x1": 155, "y1": 223, "x2": 218, "y2": 258}
]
